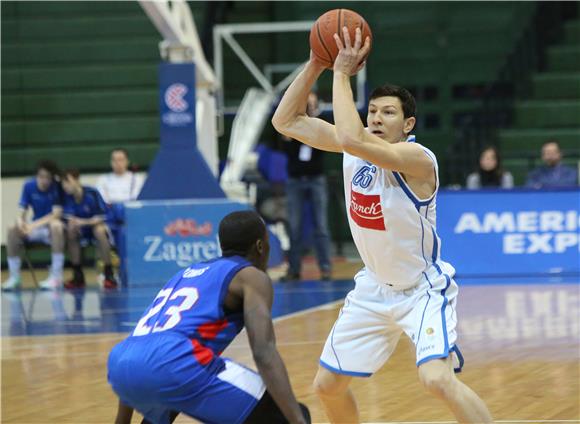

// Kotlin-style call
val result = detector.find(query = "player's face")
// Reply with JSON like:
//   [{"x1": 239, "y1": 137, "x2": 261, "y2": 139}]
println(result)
[
  {"x1": 367, "y1": 96, "x2": 415, "y2": 143},
  {"x1": 36, "y1": 169, "x2": 53, "y2": 192},
  {"x1": 111, "y1": 151, "x2": 129, "y2": 175},
  {"x1": 62, "y1": 176, "x2": 79, "y2": 194},
  {"x1": 541, "y1": 143, "x2": 561, "y2": 167}
]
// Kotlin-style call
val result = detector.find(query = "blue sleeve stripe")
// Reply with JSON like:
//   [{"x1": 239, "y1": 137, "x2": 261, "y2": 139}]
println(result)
[
  {"x1": 431, "y1": 226, "x2": 439, "y2": 263},
  {"x1": 392, "y1": 171, "x2": 433, "y2": 211},
  {"x1": 391, "y1": 141, "x2": 439, "y2": 211},
  {"x1": 420, "y1": 219, "x2": 428, "y2": 267}
]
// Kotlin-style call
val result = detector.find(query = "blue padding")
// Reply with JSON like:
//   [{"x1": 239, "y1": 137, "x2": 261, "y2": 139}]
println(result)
[
  {"x1": 139, "y1": 62, "x2": 225, "y2": 200},
  {"x1": 139, "y1": 147, "x2": 225, "y2": 200}
]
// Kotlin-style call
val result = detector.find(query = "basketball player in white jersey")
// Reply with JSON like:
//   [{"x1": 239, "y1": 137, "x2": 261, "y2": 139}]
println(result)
[{"x1": 272, "y1": 27, "x2": 493, "y2": 423}]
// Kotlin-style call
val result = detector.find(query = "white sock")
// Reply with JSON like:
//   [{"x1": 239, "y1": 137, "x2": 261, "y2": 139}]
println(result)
[
  {"x1": 50, "y1": 253, "x2": 65, "y2": 280},
  {"x1": 7, "y1": 257, "x2": 21, "y2": 279}
]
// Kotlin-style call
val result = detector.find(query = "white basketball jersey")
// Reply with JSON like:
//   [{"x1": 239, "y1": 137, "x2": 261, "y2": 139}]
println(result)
[{"x1": 343, "y1": 135, "x2": 455, "y2": 289}]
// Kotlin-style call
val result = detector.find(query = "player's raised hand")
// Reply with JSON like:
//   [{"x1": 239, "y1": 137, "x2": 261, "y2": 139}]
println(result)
[{"x1": 333, "y1": 27, "x2": 370, "y2": 76}]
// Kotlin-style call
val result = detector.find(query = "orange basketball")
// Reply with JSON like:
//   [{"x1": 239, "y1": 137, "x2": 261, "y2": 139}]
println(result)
[{"x1": 309, "y1": 9, "x2": 373, "y2": 69}]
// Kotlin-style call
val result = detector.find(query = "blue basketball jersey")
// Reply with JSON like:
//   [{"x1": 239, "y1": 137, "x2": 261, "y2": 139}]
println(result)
[
  {"x1": 129, "y1": 256, "x2": 251, "y2": 371},
  {"x1": 63, "y1": 186, "x2": 108, "y2": 220},
  {"x1": 19, "y1": 179, "x2": 63, "y2": 220}
]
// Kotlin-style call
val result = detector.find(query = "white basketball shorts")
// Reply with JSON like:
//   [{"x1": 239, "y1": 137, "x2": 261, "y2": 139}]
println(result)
[
  {"x1": 26, "y1": 225, "x2": 51, "y2": 244},
  {"x1": 320, "y1": 266, "x2": 464, "y2": 377}
]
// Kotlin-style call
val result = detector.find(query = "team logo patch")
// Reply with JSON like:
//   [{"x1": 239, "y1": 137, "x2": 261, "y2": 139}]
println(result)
[
  {"x1": 349, "y1": 189, "x2": 386, "y2": 231},
  {"x1": 165, "y1": 83, "x2": 188, "y2": 112}
]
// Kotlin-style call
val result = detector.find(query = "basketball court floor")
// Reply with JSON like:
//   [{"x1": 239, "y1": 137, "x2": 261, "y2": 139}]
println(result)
[{"x1": 2, "y1": 260, "x2": 579, "y2": 423}]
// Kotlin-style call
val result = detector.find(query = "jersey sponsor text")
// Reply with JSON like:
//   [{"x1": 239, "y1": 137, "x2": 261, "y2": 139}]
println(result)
[{"x1": 349, "y1": 190, "x2": 386, "y2": 231}]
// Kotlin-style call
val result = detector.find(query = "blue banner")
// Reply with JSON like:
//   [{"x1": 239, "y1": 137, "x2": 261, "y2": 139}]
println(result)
[
  {"x1": 437, "y1": 189, "x2": 580, "y2": 277},
  {"x1": 123, "y1": 199, "x2": 284, "y2": 285},
  {"x1": 124, "y1": 199, "x2": 249, "y2": 285}
]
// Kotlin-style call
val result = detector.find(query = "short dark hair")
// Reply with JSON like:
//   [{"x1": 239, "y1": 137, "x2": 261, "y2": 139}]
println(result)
[
  {"x1": 36, "y1": 160, "x2": 59, "y2": 177},
  {"x1": 63, "y1": 168, "x2": 81, "y2": 180},
  {"x1": 369, "y1": 84, "x2": 416, "y2": 118},
  {"x1": 111, "y1": 148, "x2": 129, "y2": 158},
  {"x1": 219, "y1": 210, "x2": 266, "y2": 257}
]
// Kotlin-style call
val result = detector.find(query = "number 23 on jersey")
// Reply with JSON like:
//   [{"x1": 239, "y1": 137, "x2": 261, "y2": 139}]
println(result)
[{"x1": 133, "y1": 287, "x2": 199, "y2": 336}]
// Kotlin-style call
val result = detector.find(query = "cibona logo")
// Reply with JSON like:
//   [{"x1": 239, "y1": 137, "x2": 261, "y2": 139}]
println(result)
[{"x1": 164, "y1": 83, "x2": 188, "y2": 112}]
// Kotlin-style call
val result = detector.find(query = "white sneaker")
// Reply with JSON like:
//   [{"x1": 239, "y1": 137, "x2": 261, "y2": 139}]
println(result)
[
  {"x1": 2, "y1": 276, "x2": 21, "y2": 291},
  {"x1": 39, "y1": 276, "x2": 63, "y2": 290}
]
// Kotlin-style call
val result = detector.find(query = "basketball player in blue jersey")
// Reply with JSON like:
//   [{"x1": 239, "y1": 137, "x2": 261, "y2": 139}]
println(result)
[
  {"x1": 272, "y1": 28, "x2": 492, "y2": 423},
  {"x1": 61, "y1": 169, "x2": 118, "y2": 290},
  {"x1": 108, "y1": 210, "x2": 310, "y2": 424},
  {"x1": 3, "y1": 160, "x2": 65, "y2": 291}
]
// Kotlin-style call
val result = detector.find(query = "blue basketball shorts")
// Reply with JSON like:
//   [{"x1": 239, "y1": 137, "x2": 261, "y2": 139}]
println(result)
[{"x1": 108, "y1": 334, "x2": 266, "y2": 424}]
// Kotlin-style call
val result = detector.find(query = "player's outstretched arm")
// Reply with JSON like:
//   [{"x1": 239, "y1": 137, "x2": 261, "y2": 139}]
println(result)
[
  {"x1": 272, "y1": 54, "x2": 343, "y2": 153},
  {"x1": 238, "y1": 267, "x2": 308, "y2": 424},
  {"x1": 332, "y1": 27, "x2": 433, "y2": 178}
]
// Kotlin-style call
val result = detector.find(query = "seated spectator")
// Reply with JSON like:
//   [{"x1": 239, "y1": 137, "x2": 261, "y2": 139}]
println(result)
[
  {"x1": 96, "y1": 148, "x2": 143, "y2": 204},
  {"x1": 466, "y1": 146, "x2": 514, "y2": 189},
  {"x1": 526, "y1": 140, "x2": 578, "y2": 188},
  {"x1": 61, "y1": 169, "x2": 117, "y2": 290},
  {"x1": 2, "y1": 160, "x2": 65, "y2": 291}
]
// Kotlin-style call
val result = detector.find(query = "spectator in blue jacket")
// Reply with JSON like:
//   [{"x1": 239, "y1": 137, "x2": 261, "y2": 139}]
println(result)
[
  {"x1": 526, "y1": 141, "x2": 578, "y2": 188},
  {"x1": 3, "y1": 160, "x2": 65, "y2": 291},
  {"x1": 61, "y1": 169, "x2": 117, "y2": 290}
]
